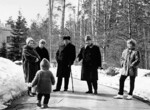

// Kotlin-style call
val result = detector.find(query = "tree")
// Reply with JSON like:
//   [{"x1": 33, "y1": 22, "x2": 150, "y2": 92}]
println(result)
[
  {"x1": 7, "y1": 11, "x2": 28, "y2": 61},
  {"x1": 0, "y1": 42, "x2": 7, "y2": 58}
]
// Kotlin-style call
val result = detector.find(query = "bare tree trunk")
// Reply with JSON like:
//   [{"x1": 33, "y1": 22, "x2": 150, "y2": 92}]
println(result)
[
  {"x1": 49, "y1": 0, "x2": 53, "y2": 62},
  {"x1": 128, "y1": 0, "x2": 131, "y2": 39},
  {"x1": 61, "y1": 0, "x2": 66, "y2": 37}
]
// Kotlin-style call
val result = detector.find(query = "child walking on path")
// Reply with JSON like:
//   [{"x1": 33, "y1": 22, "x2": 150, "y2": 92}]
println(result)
[{"x1": 31, "y1": 58, "x2": 55, "y2": 108}]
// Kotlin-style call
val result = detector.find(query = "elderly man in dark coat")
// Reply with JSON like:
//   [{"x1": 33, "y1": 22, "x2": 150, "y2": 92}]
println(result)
[
  {"x1": 53, "y1": 36, "x2": 76, "y2": 92},
  {"x1": 114, "y1": 39, "x2": 140, "y2": 100},
  {"x1": 35, "y1": 39, "x2": 50, "y2": 70},
  {"x1": 77, "y1": 35, "x2": 101, "y2": 94},
  {"x1": 22, "y1": 37, "x2": 40, "y2": 96}
]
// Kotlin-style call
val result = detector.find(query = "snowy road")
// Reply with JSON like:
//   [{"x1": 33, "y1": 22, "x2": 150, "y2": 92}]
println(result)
[{"x1": 5, "y1": 78, "x2": 150, "y2": 110}]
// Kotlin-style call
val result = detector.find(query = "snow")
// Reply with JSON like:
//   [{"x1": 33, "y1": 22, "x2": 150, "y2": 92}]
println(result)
[
  {"x1": 0, "y1": 59, "x2": 150, "y2": 109},
  {"x1": 0, "y1": 57, "x2": 27, "y2": 109},
  {"x1": 71, "y1": 65, "x2": 150, "y2": 102}
]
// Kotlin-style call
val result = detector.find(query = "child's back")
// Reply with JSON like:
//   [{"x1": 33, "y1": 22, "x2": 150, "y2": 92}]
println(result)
[
  {"x1": 36, "y1": 70, "x2": 55, "y2": 94},
  {"x1": 31, "y1": 58, "x2": 55, "y2": 108}
]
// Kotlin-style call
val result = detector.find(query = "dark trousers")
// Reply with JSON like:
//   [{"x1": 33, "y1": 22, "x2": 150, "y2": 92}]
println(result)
[
  {"x1": 37, "y1": 93, "x2": 50, "y2": 104},
  {"x1": 56, "y1": 77, "x2": 70, "y2": 90},
  {"x1": 87, "y1": 80, "x2": 97, "y2": 92},
  {"x1": 118, "y1": 75, "x2": 136, "y2": 95}
]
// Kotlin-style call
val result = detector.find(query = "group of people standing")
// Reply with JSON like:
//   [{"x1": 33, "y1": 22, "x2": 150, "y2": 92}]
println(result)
[{"x1": 22, "y1": 35, "x2": 140, "y2": 108}]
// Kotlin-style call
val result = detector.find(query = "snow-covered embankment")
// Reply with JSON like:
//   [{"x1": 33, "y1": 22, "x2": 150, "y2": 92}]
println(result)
[{"x1": 0, "y1": 58, "x2": 27, "y2": 109}]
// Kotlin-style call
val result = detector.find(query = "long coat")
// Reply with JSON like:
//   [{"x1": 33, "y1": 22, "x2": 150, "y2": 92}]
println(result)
[
  {"x1": 22, "y1": 45, "x2": 40, "y2": 83},
  {"x1": 56, "y1": 43, "x2": 76, "y2": 78},
  {"x1": 35, "y1": 46, "x2": 49, "y2": 70},
  {"x1": 120, "y1": 48, "x2": 140, "y2": 76},
  {"x1": 78, "y1": 44, "x2": 101, "y2": 81}
]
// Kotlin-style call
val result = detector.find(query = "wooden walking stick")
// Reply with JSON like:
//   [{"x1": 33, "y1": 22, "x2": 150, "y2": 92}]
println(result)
[{"x1": 70, "y1": 70, "x2": 74, "y2": 93}]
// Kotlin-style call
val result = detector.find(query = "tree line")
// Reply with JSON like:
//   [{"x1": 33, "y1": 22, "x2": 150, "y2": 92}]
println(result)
[{"x1": 0, "y1": 0, "x2": 150, "y2": 69}]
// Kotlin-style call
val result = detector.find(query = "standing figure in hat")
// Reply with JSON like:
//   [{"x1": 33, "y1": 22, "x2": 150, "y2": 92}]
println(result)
[
  {"x1": 53, "y1": 36, "x2": 76, "y2": 92},
  {"x1": 22, "y1": 37, "x2": 40, "y2": 96},
  {"x1": 77, "y1": 35, "x2": 102, "y2": 94}
]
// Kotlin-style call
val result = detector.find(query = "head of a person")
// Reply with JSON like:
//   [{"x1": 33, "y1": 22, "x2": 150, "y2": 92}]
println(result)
[
  {"x1": 39, "y1": 39, "x2": 46, "y2": 48},
  {"x1": 127, "y1": 39, "x2": 136, "y2": 50},
  {"x1": 85, "y1": 35, "x2": 92, "y2": 46},
  {"x1": 26, "y1": 37, "x2": 34, "y2": 48},
  {"x1": 63, "y1": 36, "x2": 71, "y2": 45},
  {"x1": 40, "y1": 58, "x2": 50, "y2": 70}
]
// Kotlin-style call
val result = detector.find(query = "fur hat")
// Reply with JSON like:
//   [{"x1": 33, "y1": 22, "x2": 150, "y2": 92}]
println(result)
[
  {"x1": 40, "y1": 58, "x2": 50, "y2": 70},
  {"x1": 26, "y1": 37, "x2": 34, "y2": 45},
  {"x1": 63, "y1": 36, "x2": 71, "y2": 40},
  {"x1": 85, "y1": 35, "x2": 92, "y2": 41}
]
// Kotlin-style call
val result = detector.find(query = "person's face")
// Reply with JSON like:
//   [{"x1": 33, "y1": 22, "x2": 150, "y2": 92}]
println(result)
[
  {"x1": 85, "y1": 40, "x2": 92, "y2": 46},
  {"x1": 28, "y1": 40, "x2": 34, "y2": 48},
  {"x1": 39, "y1": 41, "x2": 45, "y2": 48},
  {"x1": 127, "y1": 43, "x2": 134, "y2": 50},
  {"x1": 63, "y1": 39, "x2": 69, "y2": 45}
]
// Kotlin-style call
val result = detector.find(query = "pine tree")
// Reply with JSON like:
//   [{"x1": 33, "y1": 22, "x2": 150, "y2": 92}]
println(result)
[
  {"x1": 0, "y1": 42, "x2": 7, "y2": 58},
  {"x1": 7, "y1": 11, "x2": 28, "y2": 61}
]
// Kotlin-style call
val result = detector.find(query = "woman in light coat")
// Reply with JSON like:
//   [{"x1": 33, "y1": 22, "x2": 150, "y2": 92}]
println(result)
[{"x1": 114, "y1": 39, "x2": 140, "y2": 100}]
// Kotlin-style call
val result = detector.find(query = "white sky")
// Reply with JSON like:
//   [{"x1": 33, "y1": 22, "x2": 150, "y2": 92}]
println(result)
[{"x1": 0, "y1": 0, "x2": 78, "y2": 27}]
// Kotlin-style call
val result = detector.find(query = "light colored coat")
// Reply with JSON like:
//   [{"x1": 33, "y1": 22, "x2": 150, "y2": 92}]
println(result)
[{"x1": 120, "y1": 48, "x2": 140, "y2": 76}]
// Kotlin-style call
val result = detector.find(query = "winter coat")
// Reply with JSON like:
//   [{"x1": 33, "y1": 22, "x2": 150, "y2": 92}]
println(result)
[
  {"x1": 56, "y1": 43, "x2": 76, "y2": 78},
  {"x1": 35, "y1": 46, "x2": 50, "y2": 70},
  {"x1": 31, "y1": 58, "x2": 55, "y2": 94},
  {"x1": 120, "y1": 48, "x2": 140, "y2": 76},
  {"x1": 22, "y1": 45, "x2": 40, "y2": 83},
  {"x1": 78, "y1": 44, "x2": 101, "y2": 81}
]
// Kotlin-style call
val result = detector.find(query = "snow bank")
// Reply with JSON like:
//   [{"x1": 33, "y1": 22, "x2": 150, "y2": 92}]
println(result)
[
  {"x1": 0, "y1": 57, "x2": 27, "y2": 109},
  {"x1": 71, "y1": 65, "x2": 150, "y2": 102}
]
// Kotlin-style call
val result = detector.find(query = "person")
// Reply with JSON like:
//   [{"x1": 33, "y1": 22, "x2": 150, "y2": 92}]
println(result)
[
  {"x1": 114, "y1": 39, "x2": 140, "y2": 100},
  {"x1": 31, "y1": 58, "x2": 55, "y2": 108},
  {"x1": 53, "y1": 36, "x2": 76, "y2": 92},
  {"x1": 77, "y1": 35, "x2": 102, "y2": 94},
  {"x1": 35, "y1": 39, "x2": 50, "y2": 70},
  {"x1": 22, "y1": 37, "x2": 40, "y2": 96}
]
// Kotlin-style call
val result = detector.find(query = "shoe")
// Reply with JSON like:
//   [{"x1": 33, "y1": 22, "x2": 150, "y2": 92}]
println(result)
[
  {"x1": 27, "y1": 87, "x2": 31, "y2": 96},
  {"x1": 86, "y1": 91, "x2": 93, "y2": 94},
  {"x1": 64, "y1": 89, "x2": 68, "y2": 91},
  {"x1": 41, "y1": 104, "x2": 48, "y2": 109},
  {"x1": 37, "y1": 101, "x2": 41, "y2": 107},
  {"x1": 53, "y1": 89, "x2": 60, "y2": 92},
  {"x1": 126, "y1": 95, "x2": 133, "y2": 100},
  {"x1": 94, "y1": 91, "x2": 98, "y2": 94},
  {"x1": 114, "y1": 95, "x2": 123, "y2": 99}
]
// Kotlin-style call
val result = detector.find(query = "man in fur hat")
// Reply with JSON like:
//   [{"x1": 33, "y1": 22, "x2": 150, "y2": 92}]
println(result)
[{"x1": 54, "y1": 36, "x2": 76, "y2": 92}]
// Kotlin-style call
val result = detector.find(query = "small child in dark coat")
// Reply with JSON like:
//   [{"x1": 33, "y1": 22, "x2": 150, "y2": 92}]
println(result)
[{"x1": 31, "y1": 58, "x2": 55, "y2": 108}]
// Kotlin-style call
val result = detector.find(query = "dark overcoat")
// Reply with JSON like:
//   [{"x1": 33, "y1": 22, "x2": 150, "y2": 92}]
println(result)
[
  {"x1": 78, "y1": 44, "x2": 101, "y2": 81},
  {"x1": 35, "y1": 46, "x2": 50, "y2": 70},
  {"x1": 56, "y1": 43, "x2": 76, "y2": 78},
  {"x1": 22, "y1": 45, "x2": 40, "y2": 83},
  {"x1": 120, "y1": 48, "x2": 140, "y2": 76}
]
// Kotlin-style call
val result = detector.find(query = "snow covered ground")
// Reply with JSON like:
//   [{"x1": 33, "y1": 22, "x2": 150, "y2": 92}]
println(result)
[
  {"x1": 71, "y1": 65, "x2": 150, "y2": 102},
  {"x1": 0, "y1": 58, "x2": 150, "y2": 109},
  {"x1": 0, "y1": 57, "x2": 27, "y2": 109}
]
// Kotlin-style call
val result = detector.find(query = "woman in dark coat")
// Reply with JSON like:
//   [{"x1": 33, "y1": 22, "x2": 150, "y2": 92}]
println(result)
[
  {"x1": 22, "y1": 37, "x2": 40, "y2": 96},
  {"x1": 35, "y1": 39, "x2": 50, "y2": 70},
  {"x1": 77, "y1": 35, "x2": 101, "y2": 94}
]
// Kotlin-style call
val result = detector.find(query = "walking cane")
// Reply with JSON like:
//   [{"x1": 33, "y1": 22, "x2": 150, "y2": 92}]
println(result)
[{"x1": 70, "y1": 70, "x2": 74, "y2": 93}]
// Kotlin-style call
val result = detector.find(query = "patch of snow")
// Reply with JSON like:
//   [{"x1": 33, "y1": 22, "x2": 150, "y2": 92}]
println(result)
[{"x1": 0, "y1": 57, "x2": 27, "y2": 109}]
